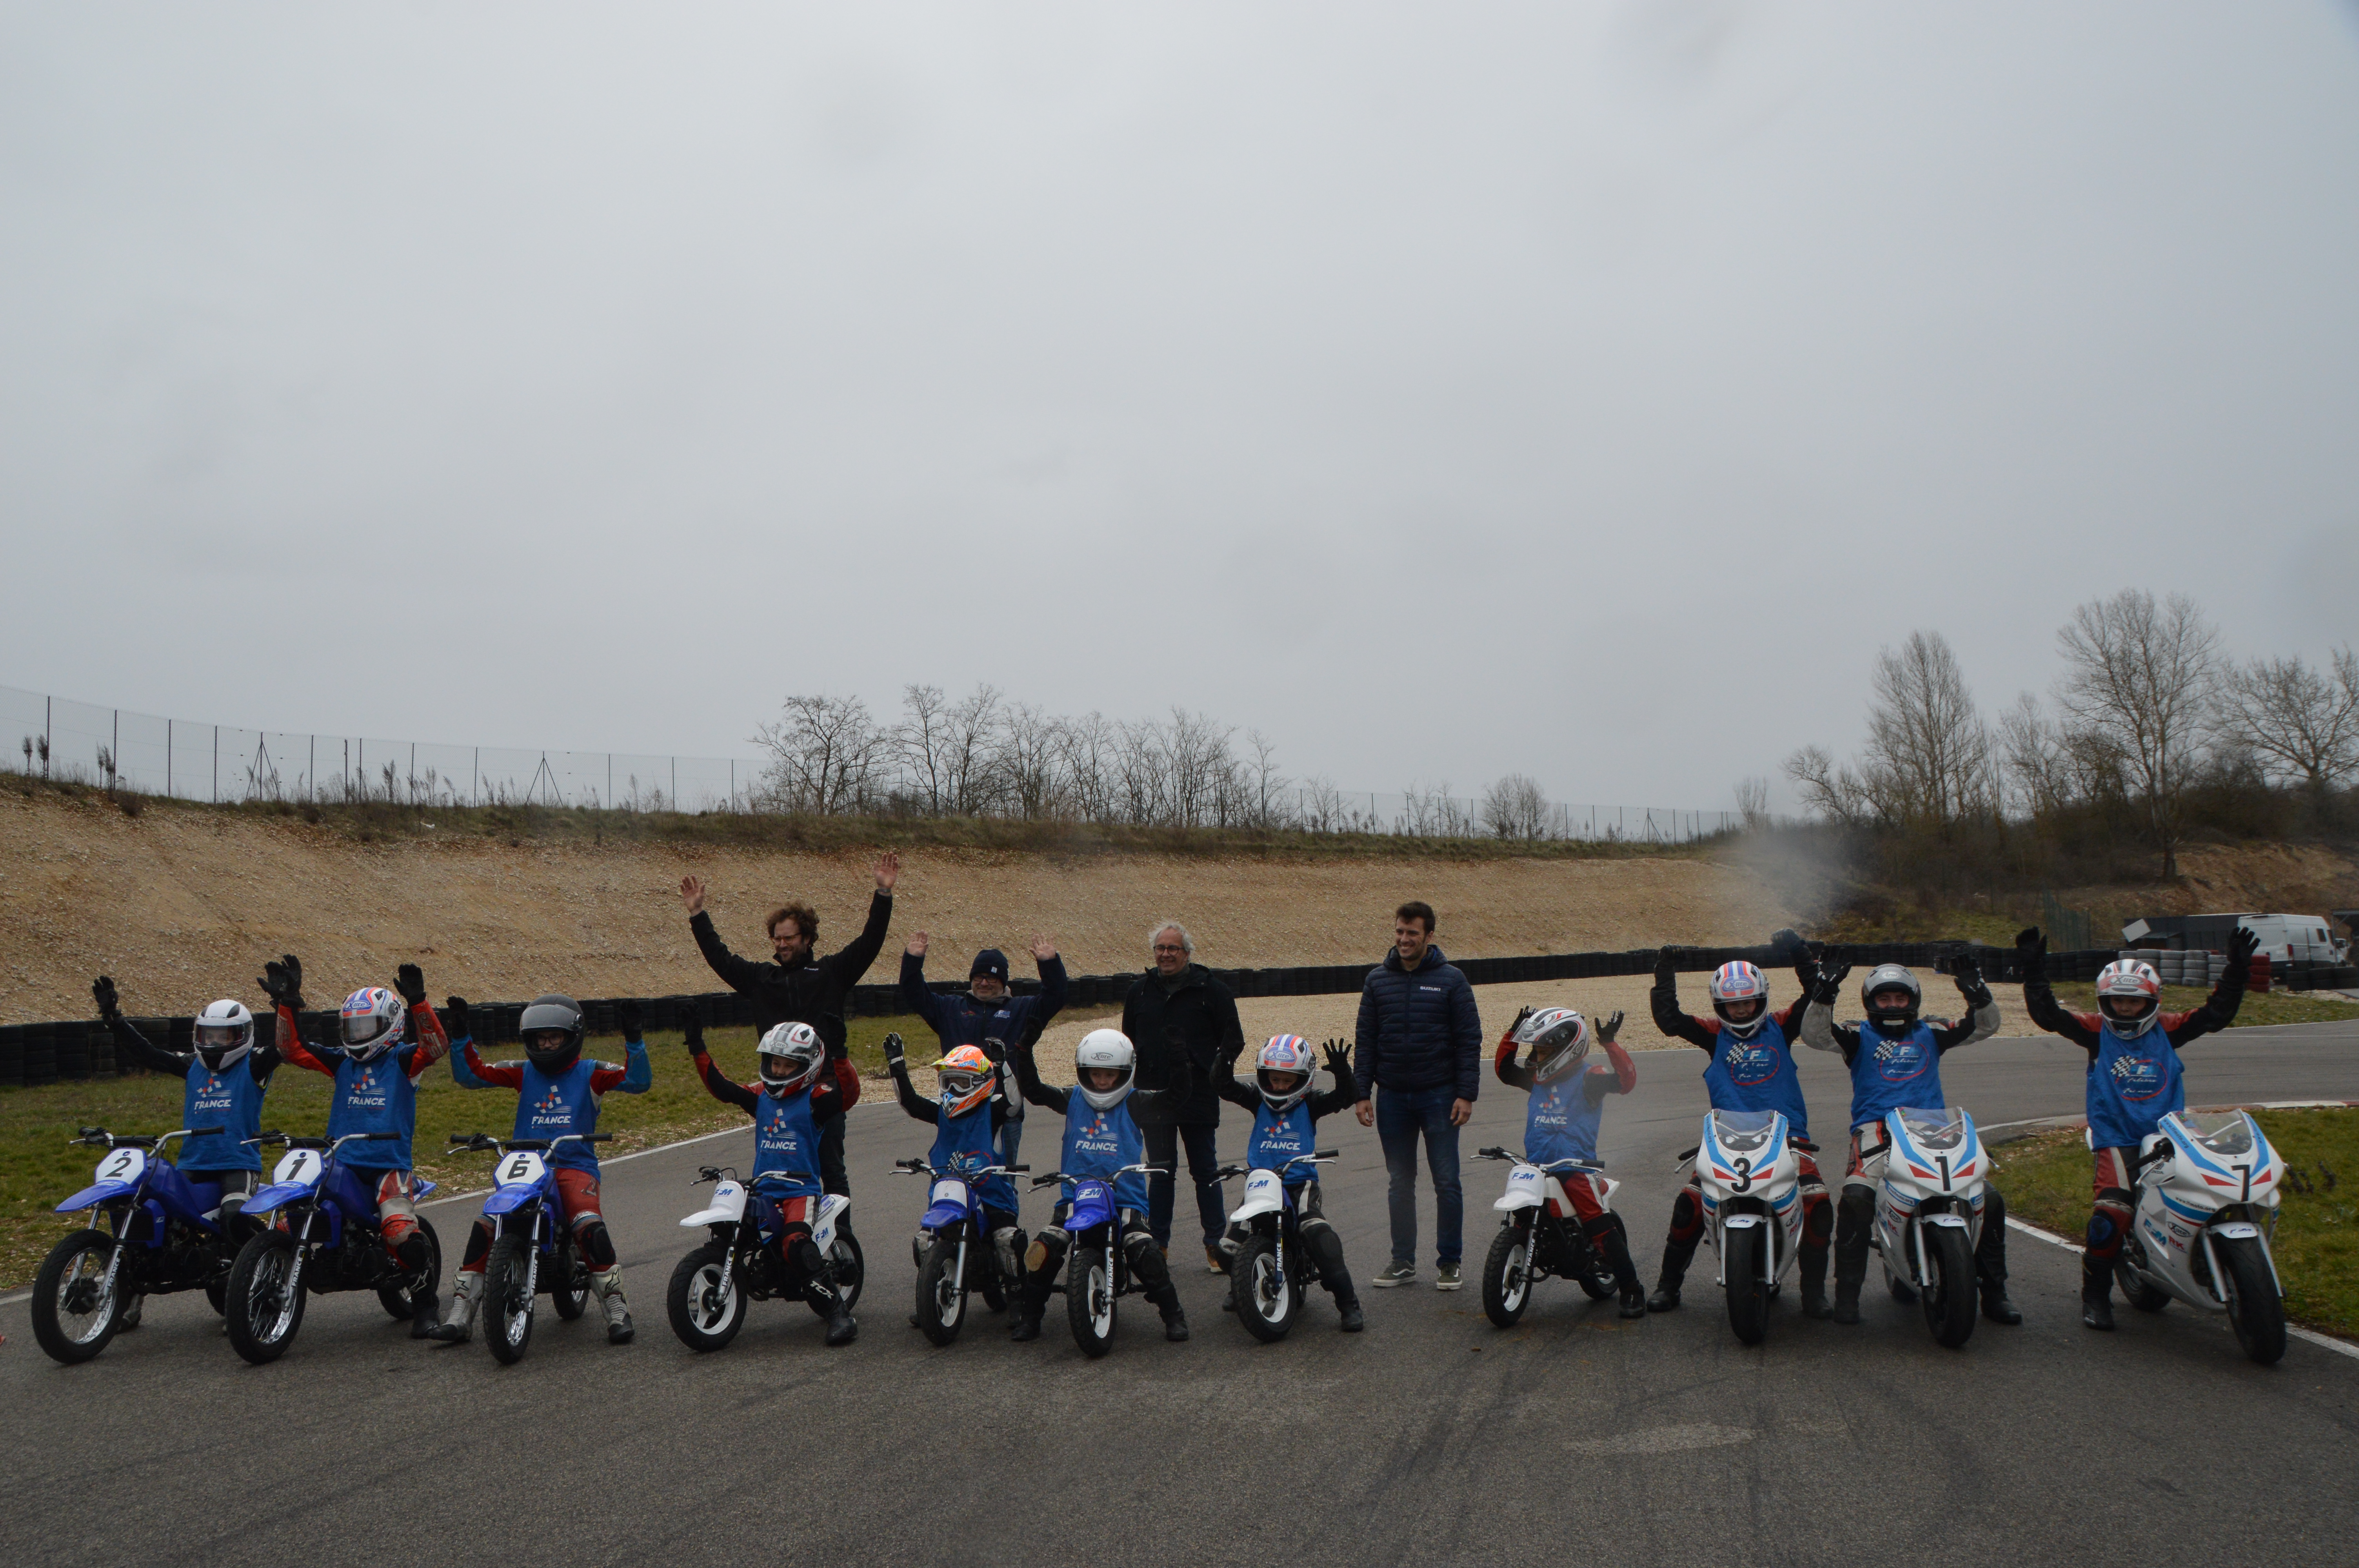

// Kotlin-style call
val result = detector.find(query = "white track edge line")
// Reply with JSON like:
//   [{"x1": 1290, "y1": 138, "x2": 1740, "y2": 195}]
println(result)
[{"x1": 2005, "y1": 1216, "x2": 2358, "y2": 1362}]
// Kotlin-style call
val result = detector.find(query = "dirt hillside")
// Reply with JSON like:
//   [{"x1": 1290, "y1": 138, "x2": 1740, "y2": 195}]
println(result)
[{"x1": 0, "y1": 791, "x2": 1799, "y2": 1025}]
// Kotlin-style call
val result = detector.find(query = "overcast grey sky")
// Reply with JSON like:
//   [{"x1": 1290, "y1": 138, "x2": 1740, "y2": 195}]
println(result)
[{"x1": 4, "y1": 3, "x2": 2355, "y2": 812}]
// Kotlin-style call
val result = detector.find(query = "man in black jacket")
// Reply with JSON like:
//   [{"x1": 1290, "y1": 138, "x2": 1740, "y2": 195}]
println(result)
[
  {"x1": 1352, "y1": 901, "x2": 1482, "y2": 1290},
  {"x1": 1122, "y1": 921, "x2": 1245, "y2": 1271},
  {"x1": 680, "y1": 851, "x2": 898, "y2": 1197}
]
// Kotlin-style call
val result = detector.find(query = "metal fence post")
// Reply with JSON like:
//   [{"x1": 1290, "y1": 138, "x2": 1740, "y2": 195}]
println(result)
[
  {"x1": 212, "y1": 726, "x2": 218, "y2": 801},
  {"x1": 167, "y1": 719, "x2": 172, "y2": 796}
]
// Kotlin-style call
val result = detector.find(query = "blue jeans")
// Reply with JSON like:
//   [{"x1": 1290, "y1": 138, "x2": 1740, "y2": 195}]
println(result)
[
  {"x1": 1144, "y1": 1122, "x2": 1224, "y2": 1250},
  {"x1": 1377, "y1": 1085, "x2": 1463, "y2": 1268}
]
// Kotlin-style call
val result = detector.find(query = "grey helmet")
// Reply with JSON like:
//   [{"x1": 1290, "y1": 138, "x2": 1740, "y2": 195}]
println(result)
[
  {"x1": 519, "y1": 993, "x2": 586, "y2": 1074},
  {"x1": 756, "y1": 1022, "x2": 827, "y2": 1098},
  {"x1": 1859, "y1": 964, "x2": 1922, "y2": 1030}
]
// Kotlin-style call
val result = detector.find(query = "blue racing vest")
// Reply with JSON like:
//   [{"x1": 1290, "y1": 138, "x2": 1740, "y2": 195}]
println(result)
[
  {"x1": 1525, "y1": 1073, "x2": 1605, "y2": 1165},
  {"x1": 181, "y1": 1061, "x2": 269, "y2": 1173},
  {"x1": 1060, "y1": 1094, "x2": 1148, "y2": 1212},
  {"x1": 931, "y1": 1100, "x2": 1017, "y2": 1212},
  {"x1": 1246, "y1": 1100, "x2": 1318, "y2": 1181},
  {"x1": 512, "y1": 1059, "x2": 609, "y2": 1175},
  {"x1": 1846, "y1": 1021, "x2": 1944, "y2": 1131},
  {"x1": 753, "y1": 1088, "x2": 825, "y2": 1197},
  {"x1": 327, "y1": 1051, "x2": 421, "y2": 1171},
  {"x1": 2086, "y1": 1023, "x2": 2184, "y2": 1150},
  {"x1": 1700, "y1": 1016, "x2": 1811, "y2": 1138}
]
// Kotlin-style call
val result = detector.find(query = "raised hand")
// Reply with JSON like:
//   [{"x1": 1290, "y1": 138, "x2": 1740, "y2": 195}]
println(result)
[
  {"x1": 1322, "y1": 1038, "x2": 1352, "y2": 1081},
  {"x1": 441, "y1": 996, "x2": 473, "y2": 1042},
  {"x1": 874, "y1": 851, "x2": 901, "y2": 893},
  {"x1": 906, "y1": 930, "x2": 930, "y2": 958},
  {"x1": 1654, "y1": 945, "x2": 1678, "y2": 987},
  {"x1": 681, "y1": 1001, "x2": 704, "y2": 1055},
  {"x1": 680, "y1": 875, "x2": 707, "y2": 916},
  {"x1": 1509, "y1": 1004, "x2": 1535, "y2": 1038},
  {"x1": 2228, "y1": 925, "x2": 2261, "y2": 974},
  {"x1": 258, "y1": 954, "x2": 305, "y2": 1011},
  {"x1": 2015, "y1": 927, "x2": 2048, "y2": 980},
  {"x1": 92, "y1": 975, "x2": 120, "y2": 1020},
  {"x1": 617, "y1": 998, "x2": 642, "y2": 1042},
  {"x1": 1030, "y1": 933, "x2": 1058, "y2": 963},
  {"x1": 1812, "y1": 962, "x2": 1851, "y2": 1005},
  {"x1": 394, "y1": 963, "x2": 427, "y2": 1008},
  {"x1": 883, "y1": 1031, "x2": 906, "y2": 1068},
  {"x1": 1951, "y1": 955, "x2": 1989, "y2": 1001},
  {"x1": 1597, "y1": 1009, "x2": 1624, "y2": 1044}
]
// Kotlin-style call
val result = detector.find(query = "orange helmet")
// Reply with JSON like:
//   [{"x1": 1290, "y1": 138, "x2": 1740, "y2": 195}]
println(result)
[{"x1": 934, "y1": 1045, "x2": 996, "y2": 1117}]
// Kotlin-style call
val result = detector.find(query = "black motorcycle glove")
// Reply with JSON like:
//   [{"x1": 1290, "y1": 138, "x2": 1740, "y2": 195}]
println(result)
[
  {"x1": 617, "y1": 998, "x2": 643, "y2": 1044},
  {"x1": 1654, "y1": 945, "x2": 1678, "y2": 990},
  {"x1": 1322, "y1": 1039, "x2": 1352, "y2": 1082},
  {"x1": 883, "y1": 1031, "x2": 905, "y2": 1070},
  {"x1": 1811, "y1": 962, "x2": 1851, "y2": 1007},
  {"x1": 1508, "y1": 1004, "x2": 1535, "y2": 1038},
  {"x1": 681, "y1": 1002, "x2": 704, "y2": 1056},
  {"x1": 258, "y1": 953, "x2": 305, "y2": 1012},
  {"x1": 2227, "y1": 925, "x2": 2261, "y2": 973},
  {"x1": 2015, "y1": 927, "x2": 2048, "y2": 981},
  {"x1": 1596, "y1": 1009, "x2": 1624, "y2": 1044},
  {"x1": 441, "y1": 996, "x2": 473, "y2": 1043},
  {"x1": 1951, "y1": 956, "x2": 1992, "y2": 1010},
  {"x1": 92, "y1": 975, "x2": 121, "y2": 1021},
  {"x1": 394, "y1": 963, "x2": 427, "y2": 1009}
]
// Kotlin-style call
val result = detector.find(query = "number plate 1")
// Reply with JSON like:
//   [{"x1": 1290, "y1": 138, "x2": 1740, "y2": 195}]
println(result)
[{"x1": 272, "y1": 1148, "x2": 323, "y2": 1187}]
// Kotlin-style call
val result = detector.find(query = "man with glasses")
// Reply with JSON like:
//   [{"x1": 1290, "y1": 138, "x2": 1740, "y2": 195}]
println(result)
[{"x1": 1123, "y1": 922, "x2": 1245, "y2": 1271}]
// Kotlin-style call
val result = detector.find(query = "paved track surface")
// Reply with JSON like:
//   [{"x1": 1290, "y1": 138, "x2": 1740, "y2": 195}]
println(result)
[{"x1": 5, "y1": 1023, "x2": 2354, "y2": 1567}]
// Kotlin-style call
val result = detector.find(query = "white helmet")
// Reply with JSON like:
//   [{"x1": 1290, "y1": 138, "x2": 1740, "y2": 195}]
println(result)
[
  {"x1": 1512, "y1": 1007, "x2": 1591, "y2": 1084},
  {"x1": 1256, "y1": 1034, "x2": 1316, "y2": 1113},
  {"x1": 2094, "y1": 960, "x2": 2162, "y2": 1038},
  {"x1": 1073, "y1": 1028, "x2": 1136, "y2": 1111},
  {"x1": 756, "y1": 1022, "x2": 827, "y2": 1099},
  {"x1": 1707, "y1": 961, "x2": 1771, "y2": 1040},
  {"x1": 339, "y1": 987, "x2": 406, "y2": 1063},
  {"x1": 193, "y1": 999, "x2": 255, "y2": 1072}
]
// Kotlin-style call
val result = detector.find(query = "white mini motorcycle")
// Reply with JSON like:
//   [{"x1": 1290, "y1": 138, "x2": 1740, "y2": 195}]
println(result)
[
  {"x1": 1867, "y1": 1106, "x2": 1990, "y2": 1349},
  {"x1": 665, "y1": 1165, "x2": 863, "y2": 1352},
  {"x1": 2114, "y1": 1109, "x2": 2286, "y2": 1366},
  {"x1": 1475, "y1": 1145, "x2": 1624, "y2": 1328},
  {"x1": 1693, "y1": 1109, "x2": 1804, "y2": 1345}
]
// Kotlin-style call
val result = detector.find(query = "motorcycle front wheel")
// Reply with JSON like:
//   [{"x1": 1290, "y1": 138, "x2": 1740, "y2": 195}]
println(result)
[
  {"x1": 1921, "y1": 1224, "x2": 1978, "y2": 1349},
  {"x1": 226, "y1": 1231, "x2": 307, "y2": 1365},
  {"x1": 1722, "y1": 1225, "x2": 1769, "y2": 1346},
  {"x1": 1067, "y1": 1243, "x2": 1116, "y2": 1358},
  {"x1": 31, "y1": 1229, "x2": 124, "y2": 1365},
  {"x1": 1230, "y1": 1234, "x2": 1299, "y2": 1343},
  {"x1": 917, "y1": 1240, "x2": 968, "y2": 1347},
  {"x1": 482, "y1": 1233, "x2": 537, "y2": 1365},
  {"x1": 2217, "y1": 1235, "x2": 2286, "y2": 1367},
  {"x1": 1482, "y1": 1223, "x2": 1532, "y2": 1328},
  {"x1": 667, "y1": 1241, "x2": 746, "y2": 1352}
]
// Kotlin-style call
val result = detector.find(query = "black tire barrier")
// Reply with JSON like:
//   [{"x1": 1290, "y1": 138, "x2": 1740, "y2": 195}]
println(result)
[{"x1": 0, "y1": 1027, "x2": 21, "y2": 1089}]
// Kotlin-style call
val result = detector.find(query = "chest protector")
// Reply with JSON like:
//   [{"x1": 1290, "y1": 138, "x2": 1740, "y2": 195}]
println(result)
[
  {"x1": 931, "y1": 1100, "x2": 1017, "y2": 1212},
  {"x1": 182, "y1": 1060, "x2": 270, "y2": 1172},
  {"x1": 512, "y1": 1059, "x2": 609, "y2": 1174},
  {"x1": 754, "y1": 1087, "x2": 825, "y2": 1196},
  {"x1": 1846, "y1": 1021, "x2": 1945, "y2": 1130},
  {"x1": 327, "y1": 1051, "x2": 420, "y2": 1171},
  {"x1": 1060, "y1": 1097, "x2": 1148, "y2": 1212},
  {"x1": 2086, "y1": 1022, "x2": 2185, "y2": 1150},
  {"x1": 1525, "y1": 1073, "x2": 1605, "y2": 1166},
  {"x1": 1700, "y1": 1015, "x2": 1811, "y2": 1138},
  {"x1": 1247, "y1": 1100, "x2": 1319, "y2": 1180}
]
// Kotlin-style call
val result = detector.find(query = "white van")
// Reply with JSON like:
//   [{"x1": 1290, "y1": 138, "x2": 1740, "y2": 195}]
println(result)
[{"x1": 2237, "y1": 914, "x2": 2347, "y2": 967}]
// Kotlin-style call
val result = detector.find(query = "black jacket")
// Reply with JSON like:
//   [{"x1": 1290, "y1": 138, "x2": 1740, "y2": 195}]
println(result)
[
  {"x1": 1120, "y1": 965, "x2": 1245, "y2": 1127},
  {"x1": 690, "y1": 892, "x2": 893, "y2": 1058},
  {"x1": 1352, "y1": 944, "x2": 1482, "y2": 1102}
]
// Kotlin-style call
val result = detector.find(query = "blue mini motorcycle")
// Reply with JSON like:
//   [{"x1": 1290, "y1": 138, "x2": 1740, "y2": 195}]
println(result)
[
  {"x1": 1028, "y1": 1161, "x2": 1164, "y2": 1359},
  {"x1": 447, "y1": 1131, "x2": 611, "y2": 1363},
  {"x1": 891, "y1": 1152, "x2": 1027, "y2": 1346},
  {"x1": 33, "y1": 1124, "x2": 231, "y2": 1364},
  {"x1": 224, "y1": 1130, "x2": 441, "y2": 1365}
]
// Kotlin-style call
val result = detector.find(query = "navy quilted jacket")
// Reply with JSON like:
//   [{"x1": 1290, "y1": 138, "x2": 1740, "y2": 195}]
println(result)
[{"x1": 1352, "y1": 944, "x2": 1482, "y2": 1102}]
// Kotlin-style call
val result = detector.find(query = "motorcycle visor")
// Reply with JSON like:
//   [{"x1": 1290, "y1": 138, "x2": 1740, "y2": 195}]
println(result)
[
  {"x1": 523, "y1": 1028, "x2": 572, "y2": 1053},
  {"x1": 1261, "y1": 1069, "x2": 1305, "y2": 1096},
  {"x1": 340, "y1": 1012, "x2": 395, "y2": 1049},
  {"x1": 2099, "y1": 994, "x2": 2156, "y2": 1024},
  {"x1": 937, "y1": 1068, "x2": 987, "y2": 1102},
  {"x1": 193, "y1": 1020, "x2": 251, "y2": 1052}
]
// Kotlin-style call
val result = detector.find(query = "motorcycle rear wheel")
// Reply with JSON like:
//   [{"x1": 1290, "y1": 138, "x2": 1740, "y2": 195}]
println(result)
[
  {"x1": 827, "y1": 1231, "x2": 866, "y2": 1313},
  {"x1": 667, "y1": 1240, "x2": 746, "y2": 1353},
  {"x1": 1481, "y1": 1223, "x2": 1532, "y2": 1328},
  {"x1": 31, "y1": 1229, "x2": 123, "y2": 1365},
  {"x1": 2114, "y1": 1260, "x2": 2171, "y2": 1313},
  {"x1": 1921, "y1": 1224, "x2": 1977, "y2": 1349},
  {"x1": 376, "y1": 1216, "x2": 442, "y2": 1321},
  {"x1": 1231, "y1": 1234, "x2": 1298, "y2": 1342},
  {"x1": 226, "y1": 1231, "x2": 307, "y2": 1365},
  {"x1": 2217, "y1": 1236, "x2": 2286, "y2": 1367},
  {"x1": 1723, "y1": 1225, "x2": 1769, "y2": 1346},
  {"x1": 551, "y1": 1234, "x2": 589, "y2": 1322},
  {"x1": 917, "y1": 1240, "x2": 967, "y2": 1346},
  {"x1": 1067, "y1": 1243, "x2": 1116, "y2": 1358},
  {"x1": 483, "y1": 1233, "x2": 536, "y2": 1365}
]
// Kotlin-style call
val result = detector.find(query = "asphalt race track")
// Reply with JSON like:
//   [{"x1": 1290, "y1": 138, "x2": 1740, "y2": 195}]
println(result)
[{"x1": 5, "y1": 1022, "x2": 2355, "y2": 1568}]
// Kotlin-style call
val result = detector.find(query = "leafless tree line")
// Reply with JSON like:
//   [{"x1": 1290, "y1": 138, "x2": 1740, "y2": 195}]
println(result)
[{"x1": 1782, "y1": 590, "x2": 2359, "y2": 877}]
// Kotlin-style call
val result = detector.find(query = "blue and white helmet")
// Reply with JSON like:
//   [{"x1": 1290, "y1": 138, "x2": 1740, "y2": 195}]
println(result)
[
  {"x1": 1707, "y1": 961, "x2": 1770, "y2": 1039},
  {"x1": 1256, "y1": 1034, "x2": 1316, "y2": 1112},
  {"x1": 1074, "y1": 1029, "x2": 1136, "y2": 1111},
  {"x1": 339, "y1": 987, "x2": 406, "y2": 1062}
]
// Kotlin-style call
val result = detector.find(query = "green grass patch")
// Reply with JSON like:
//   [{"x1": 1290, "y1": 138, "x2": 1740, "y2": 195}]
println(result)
[
  {"x1": 2045, "y1": 982, "x2": 2359, "y2": 1030},
  {"x1": 0, "y1": 1010, "x2": 1106, "y2": 1291},
  {"x1": 1996, "y1": 1108, "x2": 2359, "y2": 1340}
]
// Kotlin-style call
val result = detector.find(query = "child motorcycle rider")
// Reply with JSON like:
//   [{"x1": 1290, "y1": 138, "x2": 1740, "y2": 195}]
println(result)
[
  {"x1": 431, "y1": 994, "x2": 652, "y2": 1345},
  {"x1": 1494, "y1": 1005, "x2": 1647, "y2": 1319},
  {"x1": 687, "y1": 1007, "x2": 864, "y2": 1347},
  {"x1": 1209, "y1": 1034, "x2": 1367, "y2": 1332},
  {"x1": 1800, "y1": 958, "x2": 2015, "y2": 1326},
  {"x1": 899, "y1": 932, "x2": 1067, "y2": 1171},
  {"x1": 1646, "y1": 936, "x2": 1832, "y2": 1318},
  {"x1": 881, "y1": 1031, "x2": 1028, "y2": 1334},
  {"x1": 2015, "y1": 924, "x2": 2255, "y2": 1330},
  {"x1": 91, "y1": 968, "x2": 286, "y2": 1242},
  {"x1": 262, "y1": 957, "x2": 453, "y2": 1337},
  {"x1": 1007, "y1": 1027, "x2": 1190, "y2": 1345}
]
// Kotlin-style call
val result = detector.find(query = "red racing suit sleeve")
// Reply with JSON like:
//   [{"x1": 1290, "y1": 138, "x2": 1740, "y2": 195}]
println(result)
[
  {"x1": 462, "y1": 1038, "x2": 527, "y2": 1090},
  {"x1": 276, "y1": 1004, "x2": 338, "y2": 1077},
  {"x1": 691, "y1": 1049, "x2": 760, "y2": 1114},
  {"x1": 401, "y1": 1004, "x2": 451, "y2": 1082}
]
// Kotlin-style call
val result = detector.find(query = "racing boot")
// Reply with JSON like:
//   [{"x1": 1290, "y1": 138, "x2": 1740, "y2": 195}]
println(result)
[
  {"x1": 427, "y1": 1271, "x2": 483, "y2": 1345},
  {"x1": 591, "y1": 1270, "x2": 634, "y2": 1345},
  {"x1": 117, "y1": 1292, "x2": 144, "y2": 1332},
  {"x1": 1977, "y1": 1190, "x2": 2021, "y2": 1324},
  {"x1": 395, "y1": 1232, "x2": 438, "y2": 1339},
  {"x1": 1152, "y1": 1283, "x2": 1190, "y2": 1343},
  {"x1": 807, "y1": 1279, "x2": 858, "y2": 1347},
  {"x1": 1646, "y1": 1234, "x2": 1696, "y2": 1313},
  {"x1": 1832, "y1": 1227, "x2": 1872, "y2": 1326},
  {"x1": 1798, "y1": 1243, "x2": 1833, "y2": 1320},
  {"x1": 1981, "y1": 1278, "x2": 2022, "y2": 1326},
  {"x1": 410, "y1": 1287, "x2": 441, "y2": 1340},
  {"x1": 1334, "y1": 1291, "x2": 1365, "y2": 1333},
  {"x1": 2081, "y1": 1259, "x2": 2115, "y2": 1331},
  {"x1": 1585, "y1": 1216, "x2": 1648, "y2": 1320}
]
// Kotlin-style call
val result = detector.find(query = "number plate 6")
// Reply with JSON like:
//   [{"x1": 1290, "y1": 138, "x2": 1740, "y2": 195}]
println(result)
[
  {"x1": 498, "y1": 1151, "x2": 548, "y2": 1187},
  {"x1": 272, "y1": 1148, "x2": 323, "y2": 1187}
]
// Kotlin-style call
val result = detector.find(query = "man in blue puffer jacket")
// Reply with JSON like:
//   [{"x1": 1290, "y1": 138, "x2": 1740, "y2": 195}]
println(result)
[{"x1": 1352, "y1": 901, "x2": 1483, "y2": 1291}]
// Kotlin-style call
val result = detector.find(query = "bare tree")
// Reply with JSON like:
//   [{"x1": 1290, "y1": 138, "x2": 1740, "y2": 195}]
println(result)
[
  {"x1": 1114, "y1": 717, "x2": 1169, "y2": 825},
  {"x1": 940, "y1": 683, "x2": 1006, "y2": 815},
  {"x1": 1733, "y1": 775, "x2": 1771, "y2": 829},
  {"x1": 2217, "y1": 646, "x2": 2359, "y2": 803},
  {"x1": 1481, "y1": 773, "x2": 1553, "y2": 840},
  {"x1": 1299, "y1": 774, "x2": 1345, "y2": 833},
  {"x1": 753, "y1": 693, "x2": 884, "y2": 814},
  {"x1": 2053, "y1": 589, "x2": 2219, "y2": 876},
  {"x1": 1244, "y1": 730, "x2": 1289, "y2": 829},
  {"x1": 894, "y1": 683, "x2": 952, "y2": 814},
  {"x1": 997, "y1": 701, "x2": 1066, "y2": 820},
  {"x1": 1057, "y1": 711, "x2": 1118, "y2": 822},
  {"x1": 1859, "y1": 631, "x2": 1994, "y2": 826},
  {"x1": 1783, "y1": 743, "x2": 1872, "y2": 826},
  {"x1": 1403, "y1": 780, "x2": 1477, "y2": 838},
  {"x1": 1163, "y1": 708, "x2": 1238, "y2": 827}
]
